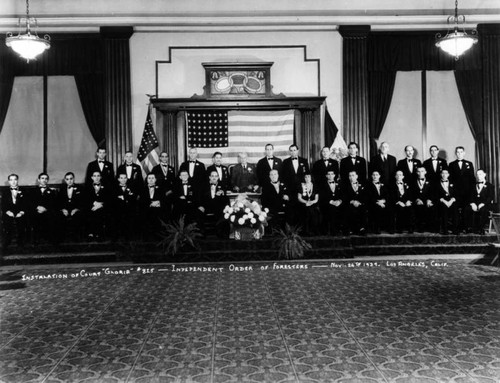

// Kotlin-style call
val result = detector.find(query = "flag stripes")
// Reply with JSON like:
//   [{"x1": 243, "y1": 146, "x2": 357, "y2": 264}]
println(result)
[
  {"x1": 188, "y1": 110, "x2": 294, "y2": 165},
  {"x1": 137, "y1": 108, "x2": 160, "y2": 176}
]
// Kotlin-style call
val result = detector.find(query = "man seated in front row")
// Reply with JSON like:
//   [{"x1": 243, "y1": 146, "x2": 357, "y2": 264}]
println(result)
[
  {"x1": 261, "y1": 169, "x2": 291, "y2": 233},
  {"x1": 436, "y1": 169, "x2": 459, "y2": 235},
  {"x1": 2, "y1": 174, "x2": 27, "y2": 248},
  {"x1": 200, "y1": 170, "x2": 229, "y2": 238},
  {"x1": 389, "y1": 170, "x2": 414, "y2": 234},
  {"x1": 412, "y1": 166, "x2": 436, "y2": 233},
  {"x1": 318, "y1": 169, "x2": 343, "y2": 236},
  {"x1": 344, "y1": 170, "x2": 367, "y2": 235},
  {"x1": 85, "y1": 171, "x2": 109, "y2": 241},
  {"x1": 30, "y1": 172, "x2": 57, "y2": 244},
  {"x1": 172, "y1": 170, "x2": 204, "y2": 232},
  {"x1": 58, "y1": 172, "x2": 84, "y2": 242},
  {"x1": 464, "y1": 169, "x2": 494, "y2": 235},
  {"x1": 365, "y1": 170, "x2": 389, "y2": 234},
  {"x1": 231, "y1": 152, "x2": 258, "y2": 193}
]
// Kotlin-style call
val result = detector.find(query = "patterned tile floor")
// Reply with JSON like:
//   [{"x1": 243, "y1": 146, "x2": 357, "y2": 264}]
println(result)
[{"x1": 0, "y1": 258, "x2": 499, "y2": 383}]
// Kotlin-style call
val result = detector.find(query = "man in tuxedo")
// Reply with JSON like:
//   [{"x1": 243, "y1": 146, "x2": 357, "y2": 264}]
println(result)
[
  {"x1": 412, "y1": 166, "x2": 437, "y2": 233},
  {"x1": 178, "y1": 147, "x2": 206, "y2": 192},
  {"x1": 448, "y1": 146, "x2": 475, "y2": 210},
  {"x1": 30, "y1": 172, "x2": 57, "y2": 244},
  {"x1": 116, "y1": 151, "x2": 143, "y2": 193},
  {"x1": 200, "y1": 170, "x2": 230, "y2": 237},
  {"x1": 344, "y1": 170, "x2": 367, "y2": 235},
  {"x1": 423, "y1": 145, "x2": 448, "y2": 184},
  {"x1": 397, "y1": 145, "x2": 422, "y2": 183},
  {"x1": 112, "y1": 172, "x2": 140, "y2": 241},
  {"x1": 261, "y1": 169, "x2": 291, "y2": 232},
  {"x1": 281, "y1": 144, "x2": 310, "y2": 198},
  {"x1": 365, "y1": 170, "x2": 390, "y2": 234},
  {"x1": 140, "y1": 173, "x2": 165, "y2": 240},
  {"x1": 207, "y1": 151, "x2": 231, "y2": 191},
  {"x1": 58, "y1": 172, "x2": 84, "y2": 242},
  {"x1": 85, "y1": 147, "x2": 115, "y2": 187},
  {"x1": 231, "y1": 152, "x2": 258, "y2": 193},
  {"x1": 151, "y1": 151, "x2": 175, "y2": 215},
  {"x1": 340, "y1": 142, "x2": 367, "y2": 184},
  {"x1": 389, "y1": 170, "x2": 414, "y2": 233},
  {"x1": 318, "y1": 170, "x2": 344, "y2": 235},
  {"x1": 312, "y1": 146, "x2": 340, "y2": 183},
  {"x1": 369, "y1": 141, "x2": 396, "y2": 186},
  {"x1": 85, "y1": 171, "x2": 110, "y2": 241},
  {"x1": 464, "y1": 169, "x2": 495, "y2": 234},
  {"x1": 2, "y1": 174, "x2": 27, "y2": 248},
  {"x1": 256, "y1": 144, "x2": 282, "y2": 187},
  {"x1": 436, "y1": 169, "x2": 459, "y2": 234},
  {"x1": 172, "y1": 170, "x2": 204, "y2": 229}
]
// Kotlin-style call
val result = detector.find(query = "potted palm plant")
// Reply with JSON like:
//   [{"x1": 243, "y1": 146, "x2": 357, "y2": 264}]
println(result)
[
  {"x1": 273, "y1": 224, "x2": 312, "y2": 260},
  {"x1": 158, "y1": 216, "x2": 202, "y2": 256}
]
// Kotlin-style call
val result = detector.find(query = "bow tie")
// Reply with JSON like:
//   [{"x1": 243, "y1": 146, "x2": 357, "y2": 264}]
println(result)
[
  {"x1": 291, "y1": 157, "x2": 298, "y2": 160},
  {"x1": 351, "y1": 182, "x2": 358, "y2": 185},
  {"x1": 458, "y1": 160, "x2": 463, "y2": 163},
  {"x1": 271, "y1": 181, "x2": 279, "y2": 185},
  {"x1": 126, "y1": 164, "x2": 132, "y2": 167},
  {"x1": 267, "y1": 157, "x2": 273, "y2": 160},
  {"x1": 94, "y1": 183, "x2": 101, "y2": 186},
  {"x1": 215, "y1": 165, "x2": 221, "y2": 168},
  {"x1": 408, "y1": 159, "x2": 413, "y2": 162},
  {"x1": 477, "y1": 182, "x2": 484, "y2": 185},
  {"x1": 432, "y1": 158, "x2": 437, "y2": 161},
  {"x1": 98, "y1": 160, "x2": 104, "y2": 163},
  {"x1": 161, "y1": 163, "x2": 168, "y2": 167},
  {"x1": 149, "y1": 185, "x2": 155, "y2": 189},
  {"x1": 182, "y1": 182, "x2": 188, "y2": 185},
  {"x1": 328, "y1": 182, "x2": 335, "y2": 184},
  {"x1": 39, "y1": 186, "x2": 47, "y2": 189},
  {"x1": 374, "y1": 182, "x2": 380, "y2": 185},
  {"x1": 397, "y1": 182, "x2": 403, "y2": 185},
  {"x1": 210, "y1": 183, "x2": 217, "y2": 186},
  {"x1": 189, "y1": 161, "x2": 196, "y2": 163},
  {"x1": 10, "y1": 187, "x2": 18, "y2": 190},
  {"x1": 67, "y1": 186, "x2": 74, "y2": 189},
  {"x1": 442, "y1": 180, "x2": 449, "y2": 183},
  {"x1": 419, "y1": 179, "x2": 425, "y2": 181}
]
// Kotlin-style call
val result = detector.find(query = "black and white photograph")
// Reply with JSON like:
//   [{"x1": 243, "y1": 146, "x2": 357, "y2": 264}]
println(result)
[{"x1": 0, "y1": 0, "x2": 499, "y2": 382}]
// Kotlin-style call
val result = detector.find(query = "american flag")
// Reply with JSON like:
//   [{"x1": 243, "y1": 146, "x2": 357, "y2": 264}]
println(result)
[
  {"x1": 137, "y1": 108, "x2": 160, "y2": 175},
  {"x1": 187, "y1": 110, "x2": 294, "y2": 164}
]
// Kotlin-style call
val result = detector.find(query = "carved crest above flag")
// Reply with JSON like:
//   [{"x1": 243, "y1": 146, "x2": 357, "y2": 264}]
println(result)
[{"x1": 198, "y1": 62, "x2": 278, "y2": 98}]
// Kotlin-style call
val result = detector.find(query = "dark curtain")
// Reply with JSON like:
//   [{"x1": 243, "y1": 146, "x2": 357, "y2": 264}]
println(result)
[
  {"x1": 0, "y1": 40, "x2": 17, "y2": 134},
  {"x1": 324, "y1": 105, "x2": 339, "y2": 147},
  {"x1": 75, "y1": 74, "x2": 105, "y2": 147},
  {"x1": 368, "y1": 33, "x2": 481, "y2": 72},
  {"x1": 368, "y1": 71, "x2": 396, "y2": 157},
  {"x1": 454, "y1": 70, "x2": 483, "y2": 142},
  {"x1": 0, "y1": 34, "x2": 105, "y2": 143}
]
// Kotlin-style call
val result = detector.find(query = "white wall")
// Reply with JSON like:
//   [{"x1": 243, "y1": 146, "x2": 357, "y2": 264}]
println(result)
[{"x1": 129, "y1": 31, "x2": 343, "y2": 152}]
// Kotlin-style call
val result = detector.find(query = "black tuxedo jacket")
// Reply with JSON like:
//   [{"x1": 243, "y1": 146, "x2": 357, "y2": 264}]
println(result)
[
  {"x1": 312, "y1": 159, "x2": 340, "y2": 183},
  {"x1": 344, "y1": 182, "x2": 366, "y2": 204},
  {"x1": 389, "y1": 181, "x2": 413, "y2": 204},
  {"x1": 113, "y1": 185, "x2": 138, "y2": 210},
  {"x1": 29, "y1": 187, "x2": 57, "y2": 213},
  {"x1": 140, "y1": 185, "x2": 164, "y2": 210},
  {"x1": 423, "y1": 158, "x2": 448, "y2": 184},
  {"x1": 207, "y1": 164, "x2": 231, "y2": 190},
  {"x1": 318, "y1": 181, "x2": 344, "y2": 208},
  {"x1": 151, "y1": 164, "x2": 175, "y2": 191},
  {"x1": 261, "y1": 181, "x2": 289, "y2": 214},
  {"x1": 369, "y1": 154, "x2": 397, "y2": 185},
  {"x1": 411, "y1": 179, "x2": 435, "y2": 203},
  {"x1": 281, "y1": 157, "x2": 310, "y2": 191},
  {"x1": 58, "y1": 185, "x2": 84, "y2": 211},
  {"x1": 172, "y1": 180, "x2": 201, "y2": 208},
  {"x1": 365, "y1": 182, "x2": 389, "y2": 206},
  {"x1": 85, "y1": 184, "x2": 110, "y2": 210},
  {"x1": 469, "y1": 182, "x2": 494, "y2": 206},
  {"x1": 448, "y1": 160, "x2": 475, "y2": 200},
  {"x1": 256, "y1": 157, "x2": 283, "y2": 185},
  {"x1": 201, "y1": 182, "x2": 229, "y2": 215},
  {"x1": 85, "y1": 160, "x2": 115, "y2": 186},
  {"x1": 2, "y1": 187, "x2": 27, "y2": 215},
  {"x1": 435, "y1": 180, "x2": 458, "y2": 202},
  {"x1": 116, "y1": 163, "x2": 143, "y2": 192},
  {"x1": 340, "y1": 156, "x2": 367, "y2": 183},
  {"x1": 397, "y1": 158, "x2": 422, "y2": 183},
  {"x1": 179, "y1": 160, "x2": 206, "y2": 189}
]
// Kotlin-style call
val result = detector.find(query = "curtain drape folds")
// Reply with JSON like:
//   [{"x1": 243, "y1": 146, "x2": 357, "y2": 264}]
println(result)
[
  {"x1": 368, "y1": 71, "x2": 397, "y2": 158},
  {"x1": 0, "y1": 35, "x2": 105, "y2": 143}
]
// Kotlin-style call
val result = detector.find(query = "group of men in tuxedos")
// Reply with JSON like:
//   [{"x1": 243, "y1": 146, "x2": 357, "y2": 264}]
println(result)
[{"x1": 2, "y1": 141, "x2": 495, "y2": 248}]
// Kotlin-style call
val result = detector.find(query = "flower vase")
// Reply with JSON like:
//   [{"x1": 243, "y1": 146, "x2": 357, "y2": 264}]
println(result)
[{"x1": 234, "y1": 225, "x2": 264, "y2": 240}]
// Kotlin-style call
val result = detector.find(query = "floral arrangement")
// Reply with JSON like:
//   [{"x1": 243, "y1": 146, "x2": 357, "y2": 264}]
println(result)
[{"x1": 223, "y1": 194, "x2": 269, "y2": 229}]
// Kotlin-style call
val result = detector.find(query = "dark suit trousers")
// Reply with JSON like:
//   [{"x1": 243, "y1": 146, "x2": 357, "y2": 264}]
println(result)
[{"x1": 438, "y1": 202, "x2": 458, "y2": 233}]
